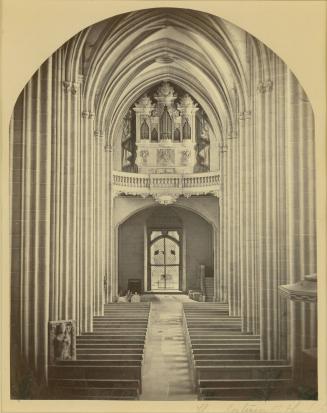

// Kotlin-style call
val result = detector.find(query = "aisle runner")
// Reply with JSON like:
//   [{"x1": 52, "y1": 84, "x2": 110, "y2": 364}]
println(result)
[{"x1": 140, "y1": 295, "x2": 197, "y2": 400}]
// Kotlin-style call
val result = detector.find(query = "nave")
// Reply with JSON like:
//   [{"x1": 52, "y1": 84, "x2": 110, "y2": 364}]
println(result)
[
  {"x1": 140, "y1": 295, "x2": 196, "y2": 400},
  {"x1": 47, "y1": 294, "x2": 299, "y2": 401},
  {"x1": 9, "y1": 7, "x2": 318, "y2": 402}
]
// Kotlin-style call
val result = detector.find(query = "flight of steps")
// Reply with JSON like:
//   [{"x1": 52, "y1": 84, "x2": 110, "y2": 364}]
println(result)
[
  {"x1": 48, "y1": 302, "x2": 151, "y2": 400},
  {"x1": 204, "y1": 278, "x2": 214, "y2": 302},
  {"x1": 183, "y1": 302, "x2": 295, "y2": 401}
]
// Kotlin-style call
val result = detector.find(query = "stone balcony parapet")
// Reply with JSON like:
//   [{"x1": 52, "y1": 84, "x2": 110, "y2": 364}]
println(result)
[{"x1": 112, "y1": 171, "x2": 220, "y2": 204}]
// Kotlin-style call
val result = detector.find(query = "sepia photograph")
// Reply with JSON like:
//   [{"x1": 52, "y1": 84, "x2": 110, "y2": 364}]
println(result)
[{"x1": 1, "y1": 1, "x2": 326, "y2": 412}]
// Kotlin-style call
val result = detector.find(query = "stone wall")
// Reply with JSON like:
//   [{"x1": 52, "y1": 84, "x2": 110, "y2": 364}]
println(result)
[{"x1": 118, "y1": 205, "x2": 214, "y2": 294}]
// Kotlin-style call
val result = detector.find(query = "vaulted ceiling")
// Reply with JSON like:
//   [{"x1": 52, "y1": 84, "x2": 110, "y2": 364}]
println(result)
[{"x1": 62, "y1": 8, "x2": 269, "y2": 147}]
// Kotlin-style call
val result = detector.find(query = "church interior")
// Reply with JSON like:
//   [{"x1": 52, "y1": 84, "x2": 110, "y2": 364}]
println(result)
[{"x1": 9, "y1": 8, "x2": 317, "y2": 401}]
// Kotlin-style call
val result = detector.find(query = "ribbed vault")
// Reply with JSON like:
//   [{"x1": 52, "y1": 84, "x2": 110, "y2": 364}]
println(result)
[
  {"x1": 9, "y1": 6, "x2": 317, "y2": 394},
  {"x1": 61, "y1": 8, "x2": 253, "y2": 148}
]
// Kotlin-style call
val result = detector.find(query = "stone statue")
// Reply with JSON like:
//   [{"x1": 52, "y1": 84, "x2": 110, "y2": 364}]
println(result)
[
  {"x1": 122, "y1": 110, "x2": 138, "y2": 172},
  {"x1": 54, "y1": 323, "x2": 72, "y2": 361},
  {"x1": 49, "y1": 320, "x2": 76, "y2": 364},
  {"x1": 194, "y1": 111, "x2": 210, "y2": 172},
  {"x1": 131, "y1": 292, "x2": 141, "y2": 303}
]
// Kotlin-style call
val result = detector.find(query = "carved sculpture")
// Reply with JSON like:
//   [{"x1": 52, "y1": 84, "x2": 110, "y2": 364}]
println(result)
[
  {"x1": 122, "y1": 110, "x2": 138, "y2": 172},
  {"x1": 157, "y1": 148, "x2": 175, "y2": 167},
  {"x1": 49, "y1": 320, "x2": 76, "y2": 364},
  {"x1": 122, "y1": 82, "x2": 211, "y2": 174},
  {"x1": 140, "y1": 150, "x2": 149, "y2": 165},
  {"x1": 181, "y1": 149, "x2": 191, "y2": 165},
  {"x1": 194, "y1": 110, "x2": 210, "y2": 172}
]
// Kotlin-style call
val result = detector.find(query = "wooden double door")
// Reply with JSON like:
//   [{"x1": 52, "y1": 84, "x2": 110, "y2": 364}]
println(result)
[{"x1": 148, "y1": 229, "x2": 182, "y2": 291}]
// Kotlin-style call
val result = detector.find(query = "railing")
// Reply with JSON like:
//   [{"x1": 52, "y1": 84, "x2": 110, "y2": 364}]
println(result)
[
  {"x1": 113, "y1": 173, "x2": 150, "y2": 188},
  {"x1": 112, "y1": 171, "x2": 220, "y2": 203}
]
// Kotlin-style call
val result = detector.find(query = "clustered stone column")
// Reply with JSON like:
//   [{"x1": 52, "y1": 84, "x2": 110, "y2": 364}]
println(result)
[
  {"x1": 219, "y1": 142, "x2": 228, "y2": 303},
  {"x1": 79, "y1": 109, "x2": 95, "y2": 333},
  {"x1": 93, "y1": 130, "x2": 106, "y2": 317},
  {"x1": 224, "y1": 125, "x2": 241, "y2": 318},
  {"x1": 217, "y1": 43, "x2": 316, "y2": 363},
  {"x1": 10, "y1": 57, "x2": 53, "y2": 378},
  {"x1": 285, "y1": 66, "x2": 317, "y2": 368},
  {"x1": 238, "y1": 109, "x2": 256, "y2": 335},
  {"x1": 10, "y1": 54, "x2": 110, "y2": 380}
]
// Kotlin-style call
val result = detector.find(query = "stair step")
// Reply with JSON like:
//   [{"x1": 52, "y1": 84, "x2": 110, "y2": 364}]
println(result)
[
  {"x1": 80, "y1": 334, "x2": 146, "y2": 339},
  {"x1": 189, "y1": 330, "x2": 243, "y2": 335},
  {"x1": 94, "y1": 318, "x2": 148, "y2": 322},
  {"x1": 189, "y1": 339, "x2": 260, "y2": 344},
  {"x1": 194, "y1": 354, "x2": 261, "y2": 360},
  {"x1": 92, "y1": 326, "x2": 148, "y2": 330},
  {"x1": 190, "y1": 342, "x2": 260, "y2": 347},
  {"x1": 51, "y1": 394, "x2": 137, "y2": 400},
  {"x1": 49, "y1": 365, "x2": 141, "y2": 380},
  {"x1": 199, "y1": 385, "x2": 295, "y2": 401},
  {"x1": 195, "y1": 360, "x2": 289, "y2": 367},
  {"x1": 55, "y1": 360, "x2": 142, "y2": 366},
  {"x1": 77, "y1": 339, "x2": 145, "y2": 344},
  {"x1": 52, "y1": 387, "x2": 139, "y2": 398},
  {"x1": 196, "y1": 365, "x2": 292, "y2": 380},
  {"x1": 74, "y1": 354, "x2": 143, "y2": 361},
  {"x1": 186, "y1": 318, "x2": 240, "y2": 321},
  {"x1": 49, "y1": 378, "x2": 140, "y2": 388},
  {"x1": 77, "y1": 343, "x2": 144, "y2": 348},
  {"x1": 86, "y1": 332, "x2": 147, "y2": 336},
  {"x1": 198, "y1": 378, "x2": 293, "y2": 388},
  {"x1": 184, "y1": 304, "x2": 228, "y2": 306},
  {"x1": 184, "y1": 311, "x2": 229, "y2": 314},
  {"x1": 188, "y1": 334, "x2": 260, "y2": 339},
  {"x1": 193, "y1": 349, "x2": 260, "y2": 355}
]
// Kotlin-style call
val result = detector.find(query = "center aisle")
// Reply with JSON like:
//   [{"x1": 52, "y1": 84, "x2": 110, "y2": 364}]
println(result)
[{"x1": 140, "y1": 294, "x2": 197, "y2": 400}]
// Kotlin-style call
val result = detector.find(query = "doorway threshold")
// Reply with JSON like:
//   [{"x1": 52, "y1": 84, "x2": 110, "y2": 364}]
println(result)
[{"x1": 144, "y1": 290, "x2": 185, "y2": 295}]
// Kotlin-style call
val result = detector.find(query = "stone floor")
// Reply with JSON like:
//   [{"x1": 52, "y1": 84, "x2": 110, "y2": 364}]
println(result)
[{"x1": 140, "y1": 294, "x2": 197, "y2": 400}]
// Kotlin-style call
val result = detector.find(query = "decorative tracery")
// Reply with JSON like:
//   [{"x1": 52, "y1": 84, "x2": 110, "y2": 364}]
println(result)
[{"x1": 121, "y1": 81, "x2": 211, "y2": 174}]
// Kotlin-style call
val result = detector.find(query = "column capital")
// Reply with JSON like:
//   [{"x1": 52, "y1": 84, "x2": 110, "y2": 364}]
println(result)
[
  {"x1": 81, "y1": 111, "x2": 95, "y2": 119},
  {"x1": 219, "y1": 144, "x2": 228, "y2": 153},
  {"x1": 63, "y1": 80, "x2": 79, "y2": 95},
  {"x1": 239, "y1": 110, "x2": 252, "y2": 121},
  {"x1": 227, "y1": 131, "x2": 238, "y2": 139},
  {"x1": 104, "y1": 143, "x2": 113, "y2": 153},
  {"x1": 81, "y1": 111, "x2": 88, "y2": 119},
  {"x1": 77, "y1": 74, "x2": 84, "y2": 83},
  {"x1": 257, "y1": 80, "x2": 274, "y2": 94},
  {"x1": 94, "y1": 130, "x2": 105, "y2": 145}
]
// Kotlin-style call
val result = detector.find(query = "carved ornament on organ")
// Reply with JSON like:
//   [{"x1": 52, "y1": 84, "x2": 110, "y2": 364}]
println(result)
[{"x1": 122, "y1": 82, "x2": 210, "y2": 174}]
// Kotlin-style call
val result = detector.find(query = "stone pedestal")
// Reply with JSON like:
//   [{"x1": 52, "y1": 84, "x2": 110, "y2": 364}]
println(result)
[{"x1": 279, "y1": 274, "x2": 317, "y2": 393}]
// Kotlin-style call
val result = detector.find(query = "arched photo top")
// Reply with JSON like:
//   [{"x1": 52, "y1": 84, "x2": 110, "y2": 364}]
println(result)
[{"x1": 10, "y1": 7, "x2": 314, "y2": 144}]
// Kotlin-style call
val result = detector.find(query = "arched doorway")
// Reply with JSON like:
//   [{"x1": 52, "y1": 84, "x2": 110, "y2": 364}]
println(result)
[
  {"x1": 148, "y1": 229, "x2": 181, "y2": 291},
  {"x1": 117, "y1": 204, "x2": 214, "y2": 295},
  {"x1": 146, "y1": 208, "x2": 183, "y2": 292}
]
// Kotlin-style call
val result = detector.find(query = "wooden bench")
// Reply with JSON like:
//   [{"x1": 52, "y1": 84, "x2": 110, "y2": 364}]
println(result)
[
  {"x1": 74, "y1": 353, "x2": 143, "y2": 361},
  {"x1": 49, "y1": 365, "x2": 142, "y2": 381},
  {"x1": 194, "y1": 353, "x2": 261, "y2": 361},
  {"x1": 76, "y1": 348, "x2": 144, "y2": 355},
  {"x1": 195, "y1": 365, "x2": 292, "y2": 381},
  {"x1": 48, "y1": 379, "x2": 140, "y2": 400},
  {"x1": 49, "y1": 302, "x2": 151, "y2": 399},
  {"x1": 55, "y1": 359, "x2": 143, "y2": 367},
  {"x1": 194, "y1": 360, "x2": 290, "y2": 367},
  {"x1": 182, "y1": 302, "x2": 293, "y2": 400},
  {"x1": 76, "y1": 343, "x2": 145, "y2": 349},
  {"x1": 198, "y1": 378, "x2": 294, "y2": 400}
]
